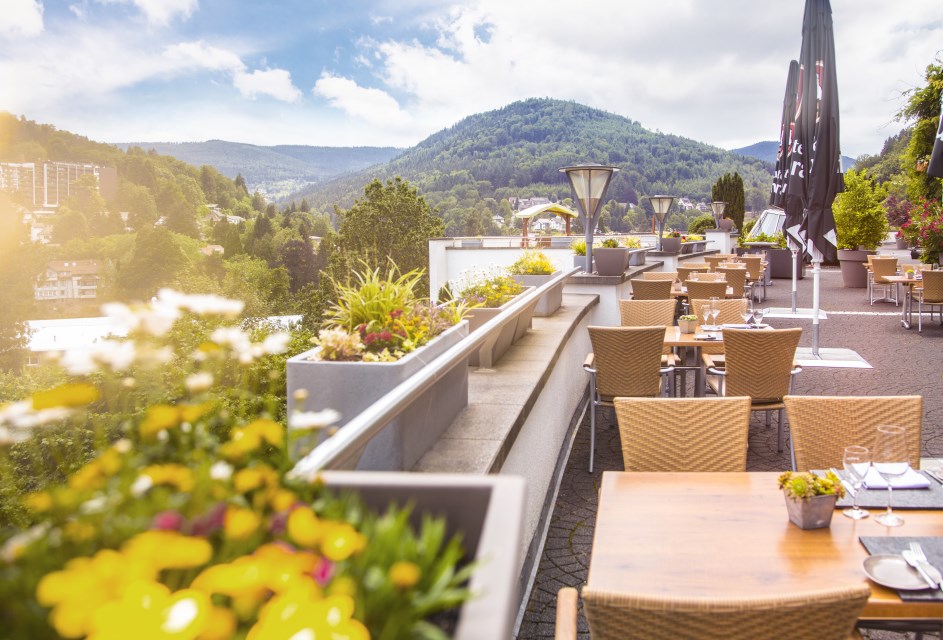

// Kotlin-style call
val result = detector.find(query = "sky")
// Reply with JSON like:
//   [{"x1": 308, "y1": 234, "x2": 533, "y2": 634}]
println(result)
[{"x1": 0, "y1": 0, "x2": 941, "y2": 158}]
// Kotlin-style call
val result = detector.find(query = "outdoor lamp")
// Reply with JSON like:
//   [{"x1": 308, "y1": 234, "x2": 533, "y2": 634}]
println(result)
[
  {"x1": 649, "y1": 195, "x2": 675, "y2": 252},
  {"x1": 711, "y1": 201, "x2": 727, "y2": 227},
  {"x1": 560, "y1": 164, "x2": 619, "y2": 273}
]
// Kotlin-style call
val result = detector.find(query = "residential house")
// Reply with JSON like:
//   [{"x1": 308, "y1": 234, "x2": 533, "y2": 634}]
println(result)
[{"x1": 34, "y1": 259, "x2": 102, "y2": 301}]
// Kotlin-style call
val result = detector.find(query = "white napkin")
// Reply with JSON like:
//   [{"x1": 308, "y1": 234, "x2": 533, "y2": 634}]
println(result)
[{"x1": 862, "y1": 466, "x2": 930, "y2": 490}]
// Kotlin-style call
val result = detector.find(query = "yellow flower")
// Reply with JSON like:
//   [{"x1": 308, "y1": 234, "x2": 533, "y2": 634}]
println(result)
[
  {"x1": 270, "y1": 489, "x2": 297, "y2": 512},
  {"x1": 247, "y1": 586, "x2": 368, "y2": 640},
  {"x1": 68, "y1": 460, "x2": 105, "y2": 492},
  {"x1": 140, "y1": 404, "x2": 183, "y2": 439},
  {"x1": 327, "y1": 575, "x2": 357, "y2": 599},
  {"x1": 286, "y1": 506, "x2": 322, "y2": 549},
  {"x1": 63, "y1": 521, "x2": 96, "y2": 543},
  {"x1": 179, "y1": 401, "x2": 214, "y2": 424},
  {"x1": 197, "y1": 606, "x2": 236, "y2": 640},
  {"x1": 89, "y1": 581, "x2": 210, "y2": 640},
  {"x1": 98, "y1": 448, "x2": 123, "y2": 476},
  {"x1": 24, "y1": 491, "x2": 53, "y2": 513},
  {"x1": 388, "y1": 561, "x2": 421, "y2": 589},
  {"x1": 31, "y1": 382, "x2": 99, "y2": 410},
  {"x1": 143, "y1": 464, "x2": 195, "y2": 492},
  {"x1": 224, "y1": 506, "x2": 261, "y2": 541},
  {"x1": 320, "y1": 522, "x2": 366, "y2": 562},
  {"x1": 123, "y1": 531, "x2": 212, "y2": 571},
  {"x1": 253, "y1": 544, "x2": 319, "y2": 594},
  {"x1": 233, "y1": 465, "x2": 278, "y2": 494}
]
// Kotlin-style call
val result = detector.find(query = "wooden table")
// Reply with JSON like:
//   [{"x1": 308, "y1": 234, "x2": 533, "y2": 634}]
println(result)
[
  {"x1": 663, "y1": 326, "x2": 723, "y2": 397},
  {"x1": 589, "y1": 472, "x2": 943, "y2": 622},
  {"x1": 671, "y1": 284, "x2": 736, "y2": 301},
  {"x1": 885, "y1": 275, "x2": 921, "y2": 329}
]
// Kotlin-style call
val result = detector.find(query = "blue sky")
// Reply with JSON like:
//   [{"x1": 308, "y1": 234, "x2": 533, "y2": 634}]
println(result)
[{"x1": 1, "y1": 0, "x2": 940, "y2": 157}]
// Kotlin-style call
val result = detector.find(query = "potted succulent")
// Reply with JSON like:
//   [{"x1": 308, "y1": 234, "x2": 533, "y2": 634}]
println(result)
[
  {"x1": 678, "y1": 314, "x2": 697, "y2": 334},
  {"x1": 660, "y1": 230, "x2": 682, "y2": 254},
  {"x1": 833, "y1": 169, "x2": 889, "y2": 287},
  {"x1": 287, "y1": 264, "x2": 470, "y2": 470},
  {"x1": 508, "y1": 250, "x2": 562, "y2": 316},
  {"x1": 778, "y1": 470, "x2": 846, "y2": 530},
  {"x1": 593, "y1": 237, "x2": 630, "y2": 276},
  {"x1": 453, "y1": 269, "x2": 537, "y2": 367},
  {"x1": 623, "y1": 235, "x2": 651, "y2": 266},
  {"x1": 571, "y1": 239, "x2": 590, "y2": 270}
]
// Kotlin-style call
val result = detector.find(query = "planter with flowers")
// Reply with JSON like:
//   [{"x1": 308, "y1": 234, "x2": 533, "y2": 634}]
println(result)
[
  {"x1": 623, "y1": 235, "x2": 652, "y2": 266},
  {"x1": 900, "y1": 198, "x2": 943, "y2": 266},
  {"x1": 660, "y1": 230, "x2": 682, "y2": 254},
  {"x1": 778, "y1": 470, "x2": 845, "y2": 530},
  {"x1": 0, "y1": 290, "x2": 519, "y2": 640},
  {"x1": 508, "y1": 250, "x2": 562, "y2": 316},
  {"x1": 287, "y1": 265, "x2": 469, "y2": 470},
  {"x1": 593, "y1": 238, "x2": 630, "y2": 276},
  {"x1": 452, "y1": 268, "x2": 537, "y2": 367}
]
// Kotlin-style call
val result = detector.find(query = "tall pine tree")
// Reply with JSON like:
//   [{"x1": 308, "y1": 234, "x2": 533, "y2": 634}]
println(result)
[{"x1": 711, "y1": 172, "x2": 745, "y2": 231}]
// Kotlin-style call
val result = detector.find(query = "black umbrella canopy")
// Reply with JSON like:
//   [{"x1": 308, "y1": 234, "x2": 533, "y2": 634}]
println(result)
[
  {"x1": 929, "y1": 93, "x2": 943, "y2": 179},
  {"x1": 772, "y1": 60, "x2": 806, "y2": 250},
  {"x1": 784, "y1": 0, "x2": 842, "y2": 263}
]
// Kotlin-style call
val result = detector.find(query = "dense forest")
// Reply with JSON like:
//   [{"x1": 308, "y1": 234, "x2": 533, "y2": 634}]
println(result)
[{"x1": 291, "y1": 98, "x2": 776, "y2": 234}]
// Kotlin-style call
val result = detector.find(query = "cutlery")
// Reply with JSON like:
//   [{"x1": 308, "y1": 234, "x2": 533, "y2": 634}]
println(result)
[
  {"x1": 828, "y1": 468, "x2": 856, "y2": 498},
  {"x1": 902, "y1": 550, "x2": 937, "y2": 588},
  {"x1": 909, "y1": 543, "x2": 943, "y2": 594},
  {"x1": 925, "y1": 469, "x2": 943, "y2": 485}
]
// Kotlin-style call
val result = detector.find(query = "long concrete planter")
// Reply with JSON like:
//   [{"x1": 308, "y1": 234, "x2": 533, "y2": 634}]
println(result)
[
  {"x1": 512, "y1": 272, "x2": 562, "y2": 316},
  {"x1": 320, "y1": 472, "x2": 526, "y2": 640},
  {"x1": 681, "y1": 240, "x2": 706, "y2": 254},
  {"x1": 286, "y1": 322, "x2": 469, "y2": 470},
  {"x1": 465, "y1": 288, "x2": 537, "y2": 367},
  {"x1": 627, "y1": 247, "x2": 652, "y2": 266}
]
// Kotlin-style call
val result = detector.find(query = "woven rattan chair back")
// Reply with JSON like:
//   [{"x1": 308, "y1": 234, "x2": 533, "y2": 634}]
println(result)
[
  {"x1": 784, "y1": 395, "x2": 923, "y2": 471},
  {"x1": 685, "y1": 280, "x2": 727, "y2": 300},
  {"x1": 921, "y1": 270, "x2": 943, "y2": 302},
  {"x1": 641, "y1": 271, "x2": 678, "y2": 281},
  {"x1": 870, "y1": 256, "x2": 898, "y2": 284},
  {"x1": 690, "y1": 298, "x2": 748, "y2": 325},
  {"x1": 619, "y1": 299, "x2": 675, "y2": 327},
  {"x1": 582, "y1": 584, "x2": 870, "y2": 640},
  {"x1": 688, "y1": 271, "x2": 726, "y2": 283},
  {"x1": 740, "y1": 255, "x2": 764, "y2": 280},
  {"x1": 588, "y1": 326, "x2": 665, "y2": 398},
  {"x1": 722, "y1": 328, "x2": 801, "y2": 402},
  {"x1": 717, "y1": 267, "x2": 747, "y2": 297},
  {"x1": 630, "y1": 278, "x2": 672, "y2": 300},
  {"x1": 677, "y1": 265, "x2": 710, "y2": 284},
  {"x1": 704, "y1": 255, "x2": 729, "y2": 271},
  {"x1": 613, "y1": 397, "x2": 751, "y2": 471}
]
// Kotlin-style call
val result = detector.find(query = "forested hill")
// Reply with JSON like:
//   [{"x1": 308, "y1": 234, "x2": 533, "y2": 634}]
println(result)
[
  {"x1": 115, "y1": 140, "x2": 402, "y2": 201},
  {"x1": 731, "y1": 139, "x2": 856, "y2": 171},
  {"x1": 290, "y1": 98, "x2": 775, "y2": 231}
]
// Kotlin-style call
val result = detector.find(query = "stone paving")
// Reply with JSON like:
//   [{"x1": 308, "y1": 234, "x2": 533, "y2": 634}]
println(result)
[{"x1": 517, "y1": 245, "x2": 943, "y2": 639}]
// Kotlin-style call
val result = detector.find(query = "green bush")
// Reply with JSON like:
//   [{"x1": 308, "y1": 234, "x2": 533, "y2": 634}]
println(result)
[
  {"x1": 687, "y1": 214, "x2": 716, "y2": 235},
  {"x1": 833, "y1": 169, "x2": 889, "y2": 250}
]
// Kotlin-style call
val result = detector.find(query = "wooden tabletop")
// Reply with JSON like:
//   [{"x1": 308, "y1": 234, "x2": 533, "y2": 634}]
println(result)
[
  {"x1": 884, "y1": 275, "x2": 922, "y2": 286},
  {"x1": 670, "y1": 285, "x2": 735, "y2": 298},
  {"x1": 589, "y1": 472, "x2": 943, "y2": 621},
  {"x1": 663, "y1": 325, "x2": 723, "y2": 347}
]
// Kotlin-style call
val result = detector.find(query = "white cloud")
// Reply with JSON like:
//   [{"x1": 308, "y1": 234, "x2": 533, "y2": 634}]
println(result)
[
  {"x1": 234, "y1": 68, "x2": 302, "y2": 103},
  {"x1": 313, "y1": 72, "x2": 411, "y2": 128},
  {"x1": 163, "y1": 40, "x2": 245, "y2": 72},
  {"x1": 96, "y1": 0, "x2": 198, "y2": 26},
  {"x1": 0, "y1": 0, "x2": 44, "y2": 38}
]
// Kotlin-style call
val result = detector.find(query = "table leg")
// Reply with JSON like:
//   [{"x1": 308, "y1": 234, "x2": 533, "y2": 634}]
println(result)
[
  {"x1": 901, "y1": 285, "x2": 912, "y2": 329},
  {"x1": 695, "y1": 346, "x2": 705, "y2": 397}
]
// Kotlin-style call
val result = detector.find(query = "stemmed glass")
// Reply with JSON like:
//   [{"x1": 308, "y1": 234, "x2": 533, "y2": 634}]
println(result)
[
  {"x1": 701, "y1": 302, "x2": 712, "y2": 329},
  {"x1": 842, "y1": 445, "x2": 871, "y2": 520},
  {"x1": 872, "y1": 425, "x2": 909, "y2": 527},
  {"x1": 741, "y1": 294, "x2": 754, "y2": 326},
  {"x1": 752, "y1": 307, "x2": 765, "y2": 327},
  {"x1": 709, "y1": 297, "x2": 721, "y2": 328}
]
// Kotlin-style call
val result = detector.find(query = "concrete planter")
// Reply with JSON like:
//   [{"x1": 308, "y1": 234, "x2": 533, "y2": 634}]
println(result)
[
  {"x1": 593, "y1": 247, "x2": 629, "y2": 276},
  {"x1": 286, "y1": 322, "x2": 469, "y2": 470},
  {"x1": 321, "y1": 472, "x2": 526, "y2": 640},
  {"x1": 678, "y1": 318, "x2": 697, "y2": 333},
  {"x1": 512, "y1": 272, "x2": 562, "y2": 316},
  {"x1": 465, "y1": 287, "x2": 537, "y2": 367},
  {"x1": 681, "y1": 240, "x2": 706, "y2": 254},
  {"x1": 896, "y1": 237, "x2": 909, "y2": 250},
  {"x1": 627, "y1": 247, "x2": 651, "y2": 266},
  {"x1": 837, "y1": 249, "x2": 876, "y2": 288},
  {"x1": 573, "y1": 254, "x2": 591, "y2": 271},
  {"x1": 767, "y1": 247, "x2": 805, "y2": 280},
  {"x1": 783, "y1": 493, "x2": 837, "y2": 530},
  {"x1": 660, "y1": 237, "x2": 682, "y2": 254}
]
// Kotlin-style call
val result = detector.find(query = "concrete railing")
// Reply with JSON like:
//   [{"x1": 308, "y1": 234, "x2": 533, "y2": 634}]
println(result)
[{"x1": 289, "y1": 267, "x2": 581, "y2": 476}]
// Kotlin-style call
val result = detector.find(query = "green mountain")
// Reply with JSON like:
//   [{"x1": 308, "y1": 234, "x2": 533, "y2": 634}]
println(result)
[
  {"x1": 731, "y1": 140, "x2": 855, "y2": 171},
  {"x1": 114, "y1": 140, "x2": 402, "y2": 201}
]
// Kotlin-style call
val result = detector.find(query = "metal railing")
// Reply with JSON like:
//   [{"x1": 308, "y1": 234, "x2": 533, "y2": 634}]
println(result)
[{"x1": 289, "y1": 267, "x2": 580, "y2": 476}]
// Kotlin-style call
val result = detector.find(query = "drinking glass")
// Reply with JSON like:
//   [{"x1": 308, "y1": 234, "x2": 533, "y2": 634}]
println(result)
[
  {"x1": 709, "y1": 297, "x2": 721, "y2": 327},
  {"x1": 752, "y1": 307, "x2": 765, "y2": 327},
  {"x1": 842, "y1": 445, "x2": 871, "y2": 520},
  {"x1": 701, "y1": 303, "x2": 711, "y2": 328},
  {"x1": 872, "y1": 425, "x2": 909, "y2": 527},
  {"x1": 689, "y1": 272, "x2": 699, "y2": 282}
]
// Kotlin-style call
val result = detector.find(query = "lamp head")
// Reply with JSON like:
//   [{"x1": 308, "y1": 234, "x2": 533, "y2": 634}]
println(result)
[
  {"x1": 710, "y1": 201, "x2": 727, "y2": 219},
  {"x1": 649, "y1": 195, "x2": 675, "y2": 223},
  {"x1": 560, "y1": 164, "x2": 619, "y2": 220}
]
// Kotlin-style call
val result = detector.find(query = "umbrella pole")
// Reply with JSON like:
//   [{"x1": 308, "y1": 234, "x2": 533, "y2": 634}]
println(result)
[
  {"x1": 811, "y1": 254, "x2": 822, "y2": 359},
  {"x1": 791, "y1": 249, "x2": 798, "y2": 314}
]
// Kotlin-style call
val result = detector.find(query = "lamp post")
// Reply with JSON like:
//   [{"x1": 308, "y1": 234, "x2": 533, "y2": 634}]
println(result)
[
  {"x1": 649, "y1": 195, "x2": 675, "y2": 252},
  {"x1": 710, "y1": 201, "x2": 727, "y2": 228},
  {"x1": 560, "y1": 164, "x2": 619, "y2": 273}
]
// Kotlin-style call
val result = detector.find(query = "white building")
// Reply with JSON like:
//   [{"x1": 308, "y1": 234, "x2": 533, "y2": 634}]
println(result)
[{"x1": 34, "y1": 259, "x2": 101, "y2": 301}]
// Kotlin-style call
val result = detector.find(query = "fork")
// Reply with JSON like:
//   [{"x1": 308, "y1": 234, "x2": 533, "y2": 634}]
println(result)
[{"x1": 910, "y1": 542, "x2": 943, "y2": 595}]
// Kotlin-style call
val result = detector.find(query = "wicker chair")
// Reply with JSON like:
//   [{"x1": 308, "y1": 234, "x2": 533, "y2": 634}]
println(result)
[
  {"x1": 618, "y1": 299, "x2": 677, "y2": 363},
  {"x1": 688, "y1": 270, "x2": 726, "y2": 282},
  {"x1": 584, "y1": 326, "x2": 674, "y2": 473},
  {"x1": 555, "y1": 583, "x2": 870, "y2": 640},
  {"x1": 630, "y1": 278, "x2": 673, "y2": 300},
  {"x1": 916, "y1": 270, "x2": 943, "y2": 333},
  {"x1": 613, "y1": 396, "x2": 751, "y2": 471},
  {"x1": 740, "y1": 255, "x2": 767, "y2": 301},
  {"x1": 678, "y1": 265, "x2": 710, "y2": 284},
  {"x1": 784, "y1": 395, "x2": 923, "y2": 471},
  {"x1": 868, "y1": 256, "x2": 899, "y2": 305},
  {"x1": 685, "y1": 280, "x2": 728, "y2": 301},
  {"x1": 641, "y1": 271, "x2": 678, "y2": 281},
  {"x1": 717, "y1": 266, "x2": 749, "y2": 298},
  {"x1": 705, "y1": 254, "x2": 737, "y2": 271},
  {"x1": 705, "y1": 328, "x2": 802, "y2": 453},
  {"x1": 689, "y1": 298, "x2": 749, "y2": 364}
]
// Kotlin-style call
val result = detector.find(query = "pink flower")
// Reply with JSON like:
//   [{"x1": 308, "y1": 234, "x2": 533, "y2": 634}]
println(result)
[
  {"x1": 311, "y1": 556, "x2": 334, "y2": 586},
  {"x1": 152, "y1": 510, "x2": 184, "y2": 531}
]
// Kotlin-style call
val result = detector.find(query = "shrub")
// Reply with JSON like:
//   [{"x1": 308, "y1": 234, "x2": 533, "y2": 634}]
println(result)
[
  {"x1": 598, "y1": 238, "x2": 620, "y2": 248},
  {"x1": 570, "y1": 239, "x2": 586, "y2": 256},
  {"x1": 833, "y1": 169, "x2": 889, "y2": 250},
  {"x1": 687, "y1": 214, "x2": 716, "y2": 235},
  {"x1": 508, "y1": 250, "x2": 555, "y2": 275},
  {"x1": 622, "y1": 236, "x2": 643, "y2": 248}
]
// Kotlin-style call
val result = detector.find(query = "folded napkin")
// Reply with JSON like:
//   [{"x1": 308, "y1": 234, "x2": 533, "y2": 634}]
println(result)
[
  {"x1": 694, "y1": 334, "x2": 719, "y2": 341},
  {"x1": 722, "y1": 323, "x2": 752, "y2": 329},
  {"x1": 862, "y1": 466, "x2": 931, "y2": 490}
]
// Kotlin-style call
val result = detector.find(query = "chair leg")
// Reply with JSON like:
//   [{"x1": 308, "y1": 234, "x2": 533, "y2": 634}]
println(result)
[
  {"x1": 777, "y1": 408, "x2": 785, "y2": 453},
  {"x1": 765, "y1": 411, "x2": 771, "y2": 428},
  {"x1": 589, "y1": 402, "x2": 596, "y2": 474},
  {"x1": 919, "y1": 299, "x2": 923, "y2": 333}
]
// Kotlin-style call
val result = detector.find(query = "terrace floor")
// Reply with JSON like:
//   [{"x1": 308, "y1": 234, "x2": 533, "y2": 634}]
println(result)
[{"x1": 517, "y1": 243, "x2": 943, "y2": 639}]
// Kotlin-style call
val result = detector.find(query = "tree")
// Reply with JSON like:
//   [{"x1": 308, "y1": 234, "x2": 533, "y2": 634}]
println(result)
[
  {"x1": 157, "y1": 181, "x2": 200, "y2": 238},
  {"x1": 118, "y1": 182, "x2": 158, "y2": 230},
  {"x1": 832, "y1": 169, "x2": 888, "y2": 250},
  {"x1": 896, "y1": 55, "x2": 943, "y2": 202},
  {"x1": 222, "y1": 255, "x2": 290, "y2": 317},
  {"x1": 0, "y1": 194, "x2": 36, "y2": 370},
  {"x1": 52, "y1": 206, "x2": 90, "y2": 243},
  {"x1": 117, "y1": 227, "x2": 191, "y2": 300},
  {"x1": 711, "y1": 172, "x2": 745, "y2": 230},
  {"x1": 234, "y1": 173, "x2": 248, "y2": 196},
  {"x1": 279, "y1": 237, "x2": 317, "y2": 293}
]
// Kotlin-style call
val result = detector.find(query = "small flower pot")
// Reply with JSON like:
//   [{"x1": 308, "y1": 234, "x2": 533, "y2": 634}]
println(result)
[
  {"x1": 678, "y1": 318, "x2": 697, "y2": 334},
  {"x1": 783, "y1": 493, "x2": 838, "y2": 530}
]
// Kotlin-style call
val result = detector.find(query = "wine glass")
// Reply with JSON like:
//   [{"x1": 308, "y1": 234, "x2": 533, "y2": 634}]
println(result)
[
  {"x1": 872, "y1": 425, "x2": 909, "y2": 527},
  {"x1": 740, "y1": 299, "x2": 754, "y2": 326},
  {"x1": 752, "y1": 307, "x2": 765, "y2": 327},
  {"x1": 709, "y1": 297, "x2": 721, "y2": 327},
  {"x1": 701, "y1": 302, "x2": 712, "y2": 328},
  {"x1": 842, "y1": 445, "x2": 871, "y2": 520}
]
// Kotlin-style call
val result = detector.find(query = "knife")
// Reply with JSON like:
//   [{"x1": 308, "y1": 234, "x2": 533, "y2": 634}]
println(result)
[
  {"x1": 902, "y1": 550, "x2": 938, "y2": 589},
  {"x1": 828, "y1": 468, "x2": 856, "y2": 498},
  {"x1": 911, "y1": 543, "x2": 943, "y2": 592}
]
